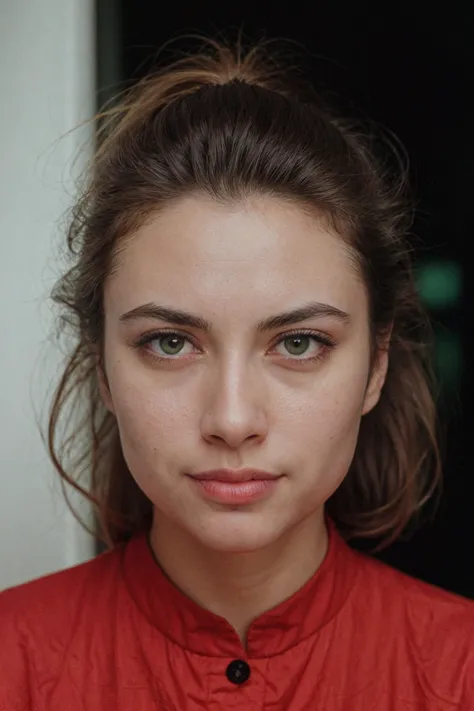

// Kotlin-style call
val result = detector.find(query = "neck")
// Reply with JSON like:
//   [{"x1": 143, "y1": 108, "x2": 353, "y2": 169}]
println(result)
[{"x1": 149, "y1": 508, "x2": 328, "y2": 650}]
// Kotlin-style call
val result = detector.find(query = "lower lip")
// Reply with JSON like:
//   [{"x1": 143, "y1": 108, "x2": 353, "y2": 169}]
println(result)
[{"x1": 188, "y1": 477, "x2": 281, "y2": 504}]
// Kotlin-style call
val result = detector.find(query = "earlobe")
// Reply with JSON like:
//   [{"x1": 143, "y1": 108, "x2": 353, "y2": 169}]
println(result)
[
  {"x1": 96, "y1": 360, "x2": 115, "y2": 415},
  {"x1": 362, "y1": 343, "x2": 390, "y2": 416}
]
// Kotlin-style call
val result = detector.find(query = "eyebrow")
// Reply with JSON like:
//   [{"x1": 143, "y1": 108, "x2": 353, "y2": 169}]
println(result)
[{"x1": 119, "y1": 301, "x2": 350, "y2": 331}]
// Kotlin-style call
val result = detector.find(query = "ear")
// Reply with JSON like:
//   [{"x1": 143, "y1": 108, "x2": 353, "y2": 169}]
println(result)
[
  {"x1": 96, "y1": 354, "x2": 115, "y2": 415},
  {"x1": 362, "y1": 328, "x2": 391, "y2": 416}
]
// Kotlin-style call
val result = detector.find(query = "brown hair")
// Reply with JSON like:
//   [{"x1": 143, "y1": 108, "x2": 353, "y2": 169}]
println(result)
[{"x1": 49, "y1": 40, "x2": 441, "y2": 551}]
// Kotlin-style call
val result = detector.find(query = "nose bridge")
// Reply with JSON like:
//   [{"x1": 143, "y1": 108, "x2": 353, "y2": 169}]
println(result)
[{"x1": 201, "y1": 352, "x2": 267, "y2": 446}]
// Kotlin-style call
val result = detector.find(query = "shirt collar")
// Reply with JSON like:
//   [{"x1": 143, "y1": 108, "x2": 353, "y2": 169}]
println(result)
[{"x1": 122, "y1": 515, "x2": 359, "y2": 658}]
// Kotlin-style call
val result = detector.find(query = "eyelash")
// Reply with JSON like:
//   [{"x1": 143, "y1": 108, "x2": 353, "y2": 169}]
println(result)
[{"x1": 133, "y1": 328, "x2": 336, "y2": 364}]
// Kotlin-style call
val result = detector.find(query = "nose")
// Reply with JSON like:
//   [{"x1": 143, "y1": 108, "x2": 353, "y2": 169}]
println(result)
[{"x1": 200, "y1": 361, "x2": 268, "y2": 449}]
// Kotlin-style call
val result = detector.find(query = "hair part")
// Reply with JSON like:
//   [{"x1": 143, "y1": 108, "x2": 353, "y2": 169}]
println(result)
[{"x1": 49, "y1": 39, "x2": 441, "y2": 551}]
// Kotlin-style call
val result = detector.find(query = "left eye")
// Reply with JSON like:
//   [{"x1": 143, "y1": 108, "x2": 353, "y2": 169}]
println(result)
[{"x1": 274, "y1": 334, "x2": 323, "y2": 358}]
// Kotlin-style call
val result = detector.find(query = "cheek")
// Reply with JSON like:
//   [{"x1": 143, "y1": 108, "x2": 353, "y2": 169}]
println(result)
[
  {"x1": 286, "y1": 359, "x2": 369, "y2": 486},
  {"x1": 284, "y1": 345, "x2": 369, "y2": 430},
  {"x1": 293, "y1": 387, "x2": 364, "y2": 463},
  {"x1": 106, "y1": 364, "x2": 194, "y2": 471}
]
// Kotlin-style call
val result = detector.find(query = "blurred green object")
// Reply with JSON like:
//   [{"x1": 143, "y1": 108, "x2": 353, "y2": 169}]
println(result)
[{"x1": 416, "y1": 261, "x2": 462, "y2": 308}]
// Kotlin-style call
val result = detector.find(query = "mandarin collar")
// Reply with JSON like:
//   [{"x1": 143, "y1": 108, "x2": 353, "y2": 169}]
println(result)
[{"x1": 121, "y1": 516, "x2": 359, "y2": 658}]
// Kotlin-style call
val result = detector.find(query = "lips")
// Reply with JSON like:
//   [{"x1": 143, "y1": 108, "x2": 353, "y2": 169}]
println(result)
[
  {"x1": 189, "y1": 468, "x2": 280, "y2": 483},
  {"x1": 188, "y1": 471, "x2": 282, "y2": 505}
]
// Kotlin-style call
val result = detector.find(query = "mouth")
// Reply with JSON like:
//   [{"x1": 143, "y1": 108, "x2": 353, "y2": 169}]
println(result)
[{"x1": 186, "y1": 469, "x2": 283, "y2": 505}]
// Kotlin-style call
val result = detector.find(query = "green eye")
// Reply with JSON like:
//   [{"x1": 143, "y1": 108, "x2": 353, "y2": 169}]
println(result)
[
  {"x1": 158, "y1": 335, "x2": 186, "y2": 355},
  {"x1": 283, "y1": 335, "x2": 311, "y2": 356}
]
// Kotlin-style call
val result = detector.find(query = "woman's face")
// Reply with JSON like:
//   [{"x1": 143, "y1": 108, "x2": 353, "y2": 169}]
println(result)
[{"x1": 101, "y1": 194, "x2": 388, "y2": 552}]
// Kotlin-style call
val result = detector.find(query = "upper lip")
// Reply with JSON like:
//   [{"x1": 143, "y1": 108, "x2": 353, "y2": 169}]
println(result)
[{"x1": 189, "y1": 468, "x2": 280, "y2": 482}]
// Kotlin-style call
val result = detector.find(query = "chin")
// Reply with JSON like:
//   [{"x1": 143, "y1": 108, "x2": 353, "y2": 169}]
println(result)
[{"x1": 192, "y1": 517, "x2": 282, "y2": 554}]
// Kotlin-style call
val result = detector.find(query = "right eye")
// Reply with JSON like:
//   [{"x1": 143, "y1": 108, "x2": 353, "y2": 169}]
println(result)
[{"x1": 135, "y1": 330, "x2": 198, "y2": 360}]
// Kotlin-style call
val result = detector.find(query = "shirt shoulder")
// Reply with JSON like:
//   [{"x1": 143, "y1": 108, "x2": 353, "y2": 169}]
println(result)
[
  {"x1": 0, "y1": 542, "x2": 124, "y2": 621},
  {"x1": 0, "y1": 543, "x2": 126, "y2": 709},
  {"x1": 354, "y1": 548, "x2": 474, "y2": 705}
]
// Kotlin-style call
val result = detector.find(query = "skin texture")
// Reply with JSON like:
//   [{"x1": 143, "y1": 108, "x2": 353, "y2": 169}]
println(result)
[{"x1": 99, "y1": 194, "x2": 388, "y2": 645}]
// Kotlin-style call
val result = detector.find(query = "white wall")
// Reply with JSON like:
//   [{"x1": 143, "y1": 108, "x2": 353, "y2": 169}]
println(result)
[{"x1": 0, "y1": 0, "x2": 96, "y2": 589}]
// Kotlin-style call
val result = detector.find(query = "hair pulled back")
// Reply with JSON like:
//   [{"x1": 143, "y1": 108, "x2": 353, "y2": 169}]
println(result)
[{"x1": 49, "y1": 40, "x2": 440, "y2": 550}]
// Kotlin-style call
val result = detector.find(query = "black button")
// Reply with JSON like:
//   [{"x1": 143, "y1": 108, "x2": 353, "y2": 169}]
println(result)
[{"x1": 226, "y1": 659, "x2": 251, "y2": 685}]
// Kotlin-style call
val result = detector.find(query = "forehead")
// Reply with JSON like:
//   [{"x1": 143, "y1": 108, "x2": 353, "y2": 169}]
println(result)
[{"x1": 106, "y1": 194, "x2": 366, "y2": 318}]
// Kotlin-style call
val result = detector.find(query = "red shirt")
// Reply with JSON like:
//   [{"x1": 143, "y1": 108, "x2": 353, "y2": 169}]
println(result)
[{"x1": 1, "y1": 518, "x2": 473, "y2": 709}]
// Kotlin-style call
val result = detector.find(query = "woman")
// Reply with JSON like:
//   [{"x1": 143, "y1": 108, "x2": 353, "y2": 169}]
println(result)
[{"x1": 1, "y1": 41, "x2": 472, "y2": 709}]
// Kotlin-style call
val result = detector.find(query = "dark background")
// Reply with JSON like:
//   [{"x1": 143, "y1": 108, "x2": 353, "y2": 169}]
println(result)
[{"x1": 97, "y1": 1, "x2": 473, "y2": 598}]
